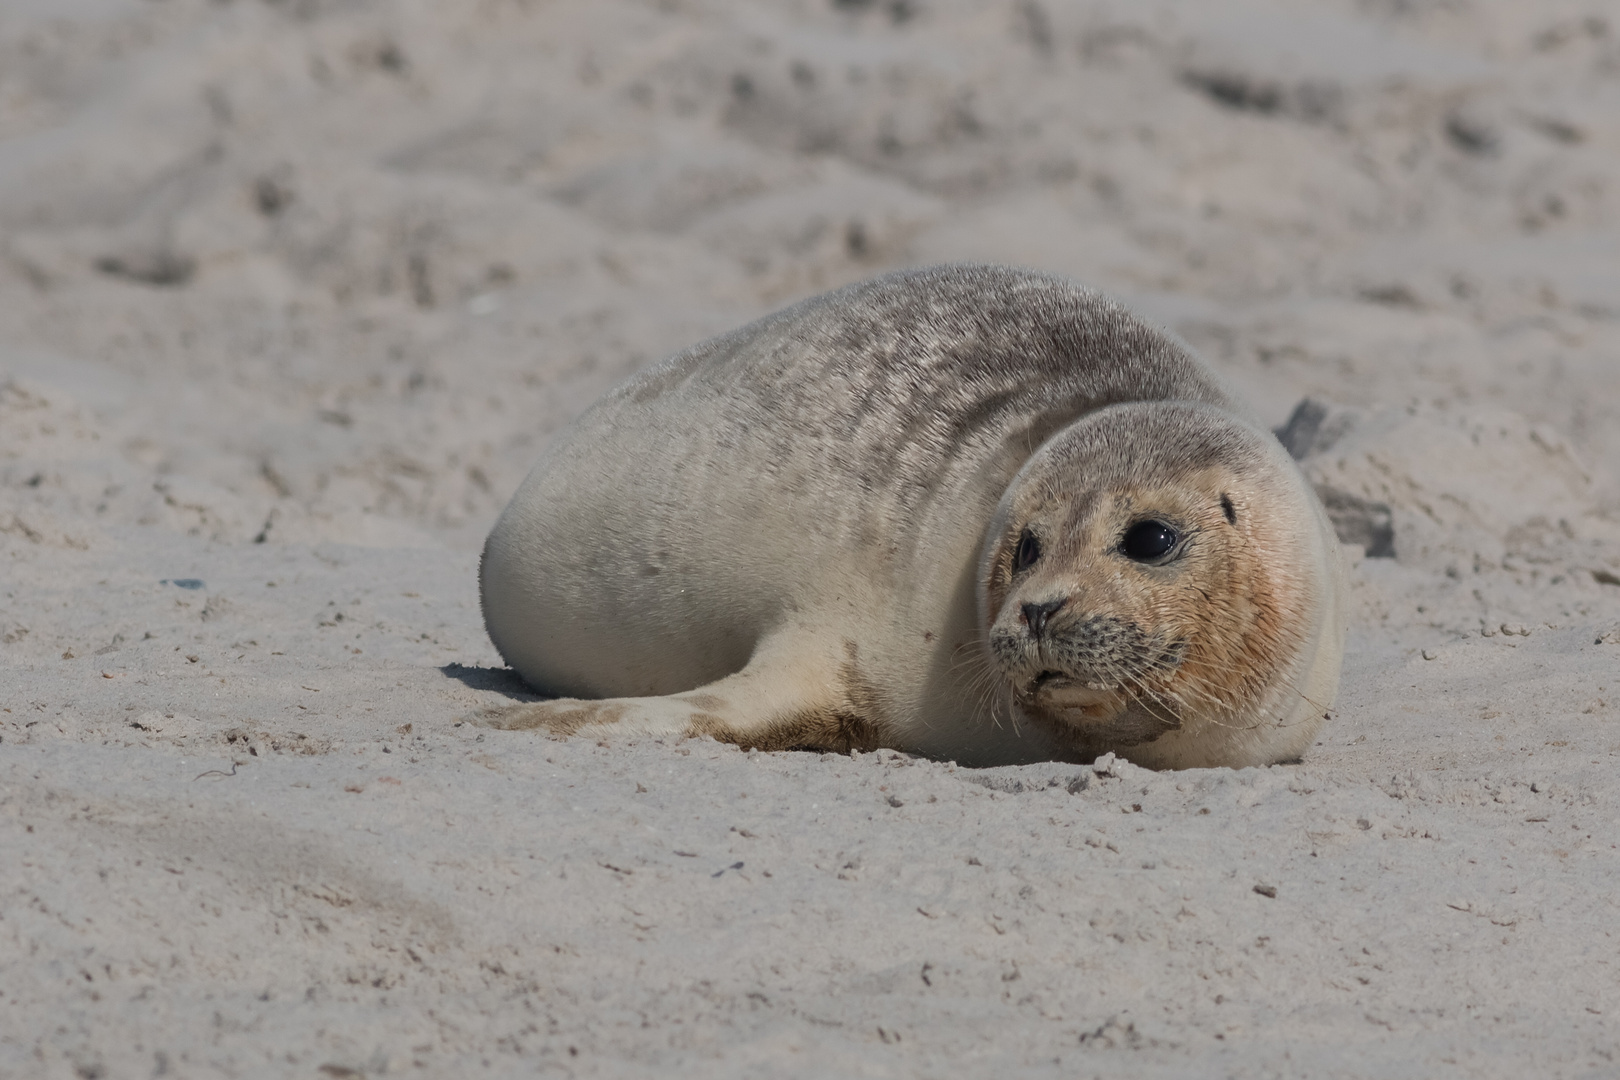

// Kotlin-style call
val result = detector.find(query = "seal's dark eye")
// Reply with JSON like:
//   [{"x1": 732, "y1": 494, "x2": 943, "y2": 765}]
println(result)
[
  {"x1": 1014, "y1": 529, "x2": 1041, "y2": 571},
  {"x1": 1121, "y1": 520, "x2": 1178, "y2": 562}
]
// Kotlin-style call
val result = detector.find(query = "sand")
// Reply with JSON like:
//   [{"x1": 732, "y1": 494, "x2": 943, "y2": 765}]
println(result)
[{"x1": 3, "y1": 0, "x2": 1620, "y2": 1076}]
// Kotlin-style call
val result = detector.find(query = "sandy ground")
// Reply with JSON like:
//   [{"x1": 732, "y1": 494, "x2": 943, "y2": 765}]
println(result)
[{"x1": 4, "y1": 0, "x2": 1620, "y2": 1076}]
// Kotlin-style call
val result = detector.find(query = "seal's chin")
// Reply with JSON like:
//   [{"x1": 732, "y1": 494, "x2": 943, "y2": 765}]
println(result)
[
  {"x1": 1012, "y1": 665, "x2": 1182, "y2": 747},
  {"x1": 1012, "y1": 670, "x2": 1181, "y2": 749}
]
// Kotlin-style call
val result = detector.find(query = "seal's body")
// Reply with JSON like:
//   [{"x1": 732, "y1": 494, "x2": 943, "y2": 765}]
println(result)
[{"x1": 480, "y1": 265, "x2": 1344, "y2": 768}]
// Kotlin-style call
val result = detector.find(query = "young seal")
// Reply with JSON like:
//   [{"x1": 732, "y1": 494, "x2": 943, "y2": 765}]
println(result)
[{"x1": 478, "y1": 264, "x2": 1345, "y2": 768}]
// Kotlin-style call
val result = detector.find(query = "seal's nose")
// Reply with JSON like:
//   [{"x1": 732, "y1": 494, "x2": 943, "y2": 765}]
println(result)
[{"x1": 1020, "y1": 597, "x2": 1066, "y2": 638}]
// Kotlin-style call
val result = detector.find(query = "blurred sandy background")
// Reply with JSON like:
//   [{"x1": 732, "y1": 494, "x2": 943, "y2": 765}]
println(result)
[{"x1": 3, "y1": 1, "x2": 1620, "y2": 1076}]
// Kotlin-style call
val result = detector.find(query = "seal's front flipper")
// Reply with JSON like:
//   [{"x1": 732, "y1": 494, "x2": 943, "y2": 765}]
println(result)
[{"x1": 470, "y1": 632, "x2": 891, "y2": 752}]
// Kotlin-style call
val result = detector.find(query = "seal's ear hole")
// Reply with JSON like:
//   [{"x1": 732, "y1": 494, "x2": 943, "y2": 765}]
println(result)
[
  {"x1": 1014, "y1": 529, "x2": 1041, "y2": 571},
  {"x1": 1220, "y1": 494, "x2": 1236, "y2": 526},
  {"x1": 1121, "y1": 520, "x2": 1179, "y2": 562}
]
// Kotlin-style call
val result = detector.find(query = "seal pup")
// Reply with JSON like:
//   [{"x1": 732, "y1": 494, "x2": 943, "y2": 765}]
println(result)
[{"x1": 478, "y1": 264, "x2": 1344, "y2": 768}]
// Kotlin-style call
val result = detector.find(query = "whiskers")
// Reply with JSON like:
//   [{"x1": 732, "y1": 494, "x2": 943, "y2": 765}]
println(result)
[
  {"x1": 951, "y1": 621, "x2": 1329, "y2": 747},
  {"x1": 948, "y1": 635, "x2": 1023, "y2": 737},
  {"x1": 1141, "y1": 651, "x2": 1328, "y2": 734}
]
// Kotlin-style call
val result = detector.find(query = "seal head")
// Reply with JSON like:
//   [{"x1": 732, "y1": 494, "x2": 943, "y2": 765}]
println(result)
[{"x1": 979, "y1": 400, "x2": 1341, "y2": 769}]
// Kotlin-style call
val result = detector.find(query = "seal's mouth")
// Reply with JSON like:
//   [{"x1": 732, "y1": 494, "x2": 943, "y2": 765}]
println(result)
[{"x1": 1023, "y1": 669, "x2": 1119, "y2": 706}]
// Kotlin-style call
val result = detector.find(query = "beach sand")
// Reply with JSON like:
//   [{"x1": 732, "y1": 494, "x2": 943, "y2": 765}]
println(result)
[{"x1": 3, "y1": 1, "x2": 1619, "y2": 1075}]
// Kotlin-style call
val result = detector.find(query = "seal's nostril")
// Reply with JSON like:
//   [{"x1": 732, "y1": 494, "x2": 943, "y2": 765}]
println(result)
[{"x1": 1021, "y1": 597, "x2": 1066, "y2": 637}]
